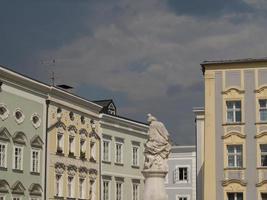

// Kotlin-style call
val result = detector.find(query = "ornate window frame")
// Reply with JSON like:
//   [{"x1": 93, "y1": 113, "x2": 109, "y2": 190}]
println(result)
[
  {"x1": 31, "y1": 113, "x2": 41, "y2": 129},
  {"x1": 13, "y1": 108, "x2": 25, "y2": 125},
  {"x1": 0, "y1": 104, "x2": 9, "y2": 121}
]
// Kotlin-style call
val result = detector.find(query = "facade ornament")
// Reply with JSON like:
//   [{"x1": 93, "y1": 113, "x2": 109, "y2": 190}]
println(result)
[
  {"x1": 13, "y1": 108, "x2": 25, "y2": 124},
  {"x1": 31, "y1": 113, "x2": 41, "y2": 129},
  {"x1": 68, "y1": 125, "x2": 77, "y2": 135},
  {"x1": 79, "y1": 128, "x2": 88, "y2": 139},
  {"x1": 67, "y1": 165, "x2": 77, "y2": 176},
  {"x1": 144, "y1": 114, "x2": 171, "y2": 171},
  {"x1": 55, "y1": 162, "x2": 65, "y2": 175},
  {"x1": 89, "y1": 168, "x2": 98, "y2": 180},
  {"x1": 0, "y1": 103, "x2": 9, "y2": 121},
  {"x1": 79, "y1": 167, "x2": 88, "y2": 178}
]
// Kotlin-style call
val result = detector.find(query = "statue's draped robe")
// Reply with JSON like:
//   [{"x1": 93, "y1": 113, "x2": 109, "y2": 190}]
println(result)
[{"x1": 145, "y1": 121, "x2": 171, "y2": 159}]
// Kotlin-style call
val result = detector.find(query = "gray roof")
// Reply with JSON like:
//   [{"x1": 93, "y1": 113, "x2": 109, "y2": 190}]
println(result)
[
  {"x1": 171, "y1": 145, "x2": 196, "y2": 153},
  {"x1": 201, "y1": 57, "x2": 267, "y2": 66}
]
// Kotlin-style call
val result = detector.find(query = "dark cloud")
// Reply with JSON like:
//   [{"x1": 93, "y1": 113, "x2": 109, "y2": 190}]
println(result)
[{"x1": 167, "y1": 0, "x2": 253, "y2": 18}]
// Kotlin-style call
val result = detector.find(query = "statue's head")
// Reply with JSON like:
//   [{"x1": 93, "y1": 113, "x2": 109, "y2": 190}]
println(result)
[{"x1": 147, "y1": 113, "x2": 157, "y2": 124}]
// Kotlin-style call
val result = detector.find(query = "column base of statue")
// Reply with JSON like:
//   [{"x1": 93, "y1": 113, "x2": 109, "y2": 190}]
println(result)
[{"x1": 142, "y1": 170, "x2": 168, "y2": 200}]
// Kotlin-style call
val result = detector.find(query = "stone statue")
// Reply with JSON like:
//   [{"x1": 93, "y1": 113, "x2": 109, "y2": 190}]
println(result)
[
  {"x1": 144, "y1": 114, "x2": 171, "y2": 171},
  {"x1": 142, "y1": 114, "x2": 171, "y2": 200}
]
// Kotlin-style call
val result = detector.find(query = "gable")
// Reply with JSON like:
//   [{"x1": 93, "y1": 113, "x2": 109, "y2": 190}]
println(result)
[
  {"x1": 0, "y1": 127, "x2": 11, "y2": 142},
  {"x1": 28, "y1": 183, "x2": 42, "y2": 196},
  {"x1": 30, "y1": 135, "x2": 44, "y2": 148},
  {"x1": 0, "y1": 180, "x2": 10, "y2": 193},
  {"x1": 12, "y1": 131, "x2": 27, "y2": 145},
  {"x1": 11, "y1": 181, "x2": 26, "y2": 194}
]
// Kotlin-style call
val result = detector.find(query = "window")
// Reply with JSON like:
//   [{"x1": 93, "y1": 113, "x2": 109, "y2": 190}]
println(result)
[
  {"x1": 55, "y1": 174, "x2": 63, "y2": 196},
  {"x1": 0, "y1": 195, "x2": 5, "y2": 200},
  {"x1": 90, "y1": 141, "x2": 96, "y2": 161},
  {"x1": 132, "y1": 146, "x2": 139, "y2": 166},
  {"x1": 115, "y1": 143, "x2": 123, "y2": 164},
  {"x1": 227, "y1": 145, "x2": 243, "y2": 168},
  {"x1": 227, "y1": 192, "x2": 243, "y2": 200},
  {"x1": 173, "y1": 167, "x2": 189, "y2": 183},
  {"x1": 116, "y1": 182, "x2": 122, "y2": 200},
  {"x1": 260, "y1": 144, "x2": 267, "y2": 167},
  {"x1": 0, "y1": 143, "x2": 7, "y2": 168},
  {"x1": 132, "y1": 184, "x2": 139, "y2": 200},
  {"x1": 103, "y1": 140, "x2": 110, "y2": 162},
  {"x1": 13, "y1": 146, "x2": 23, "y2": 170},
  {"x1": 261, "y1": 193, "x2": 267, "y2": 200},
  {"x1": 12, "y1": 198, "x2": 20, "y2": 200},
  {"x1": 103, "y1": 180, "x2": 109, "y2": 200},
  {"x1": 259, "y1": 100, "x2": 267, "y2": 121},
  {"x1": 80, "y1": 139, "x2": 86, "y2": 159},
  {"x1": 69, "y1": 136, "x2": 75, "y2": 156},
  {"x1": 31, "y1": 150, "x2": 40, "y2": 173},
  {"x1": 79, "y1": 178, "x2": 85, "y2": 199},
  {"x1": 57, "y1": 133, "x2": 63, "y2": 153},
  {"x1": 226, "y1": 101, "x2": 241, "y2": 123},
  {"x1": 68, "y1": 176, "x2": 74, "y2": 197},
  {"x1": 177, "y1": 197, "x2": 188, "y2": 200}
]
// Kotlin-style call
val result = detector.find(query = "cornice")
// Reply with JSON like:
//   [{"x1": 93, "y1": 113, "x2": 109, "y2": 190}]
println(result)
[{"x1": 222, "y1": 179, "x2": 247, "y2": 187}]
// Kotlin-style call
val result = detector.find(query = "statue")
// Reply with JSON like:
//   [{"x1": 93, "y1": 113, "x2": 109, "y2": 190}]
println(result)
[{"x1": 144, "y1": 114, "x2": 171, "y2": 171}]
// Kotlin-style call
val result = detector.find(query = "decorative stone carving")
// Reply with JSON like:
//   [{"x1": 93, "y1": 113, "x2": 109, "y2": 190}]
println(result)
[
  {"x1": 55, "y1": 163, "x2": 65, "y2": 175},
  {"x1": 67, "y1": 165, "x2": 77, "y2": 176},
  {"x1": 89, "y1": 168, "x2": 98, "y2": 180},
  {"x1": 31, "y1": 113, "x2": 41, "y2": 129},
  {"x1": 30, "y1": 135, "x2": 44, "y2": 148},
  {"x1": 79, "y1": 167, "x2": 88, "y2": 178},
  {"x1": 11, "y1": 181, "x2": 25, "y2": 194},
  {"x1": 68, "y1": 125, "x2": 77, "y2": 135},
  {"x1": 0, "y1": 127, "x2": 11, "y2": 142},
  {"x1": 79, "y1": 128, "x2": 88, "y2": 139},
  {"x1": 13, "y1": 108, "x2": 25, "y2": 124},
  {"x1": 28, "y1": 183, "x2": 43, "y2": 196},
  {"x1": 0, "y1": 104, "x2": 9, "y2": 121},
  {"x1": 144, "y1": 114, "x2": 171, "y2": 171},
  {"x1": 56, "y1": 121, "x2": 66, "y2": 132},
  {"x1": 12, "y1": 131, "x2": 27, "y2": 145},
  {"x1": 0, "y1": 179, "x2": 10, "y2": 193}
]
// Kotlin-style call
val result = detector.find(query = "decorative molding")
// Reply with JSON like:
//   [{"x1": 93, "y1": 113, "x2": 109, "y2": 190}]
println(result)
[
  {"x1": 89, "y1": 168, "x2": 98, "y2": 180},
  {"x1": 0, "y1": 103, "x2": 9, "y2": 121},
  {"x1": 30, "y1": 135, "x2": 44, "y2": 148},
  {"x1": 67, "y1": 165, "x2": 77, "y2": 176},
  {"x1": 222, "y1": 132, "x2": 246, "y2": 139},
  {"x1": 0, "y1": 179, "x2": 10, "y2": 193},
  {"x1": 79, "y1": 167, "x2": 88, "y2": 178},
  {"x1": 256, "y1": 180, "x2": 267, "y2": 187},
  {"x1": 55, "y1": 162, "x2": 65, "y2": 175},
  {"x1": 11, "y1": 181, "x2": 26, "y2": 194},
  {"x1": 0, "y1": 127, "x2": 11, "y2": 142},
  {"x1": 56, "y1": 121, "x2": 66, "y2": 131},
  {"x1": 13, "y1": 108, "x2": 25, "y2": 124},
  {"x1": 12, "y1": 131, "x2": 27, "y2": 145},
  {"x1": 222, "y1": 179, "x2": 247, "y2": 187},
  {"x1": 89, "y1": 131, "x2": 100, "y2": 140},
  {"x1": 255, "y1": 132, "x2": 267, "y2": 139},
  {"x1": 31, "y1": 113, "x2": 41, "y2": 129},
  {"x1": 28, "y1": 183, "x2": 43, "y2": 196},
  {"x1": 79, "y1": 128, "x2": 88, "y2": 138},
  {"x1": 68, "y1": 125, "x2": 77, "y2": 134},
  {"x1": 222, "y1": 87, "x2": 245, "y2": 95},
  {"x1": 254, "y1": 85, "x2": 267, "y2": 93}
]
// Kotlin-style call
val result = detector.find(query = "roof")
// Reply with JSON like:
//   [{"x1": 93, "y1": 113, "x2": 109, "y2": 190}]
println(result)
[
  {"x1": 201, "y1": 57, "x2": 267, "y2": 66},
  {"x1": 171, "y1": 145, "x2": 196, "y2": 153},
  {"x1": 93, "y1": 99, "x2": 113, "y2": 107}
]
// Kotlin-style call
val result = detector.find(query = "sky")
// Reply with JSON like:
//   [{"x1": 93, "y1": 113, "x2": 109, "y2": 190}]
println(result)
[{"x1": 1, "y1": 0, "x2": 267, "y2": 145}]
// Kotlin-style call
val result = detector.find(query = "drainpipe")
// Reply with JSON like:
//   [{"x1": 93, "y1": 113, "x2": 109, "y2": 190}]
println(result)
[{"x1": 44, "y1": 100, "x2": 50, "y2": 200}]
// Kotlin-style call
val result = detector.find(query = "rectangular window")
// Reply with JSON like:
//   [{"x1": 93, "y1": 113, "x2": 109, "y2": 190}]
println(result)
[
  {"x1": 31, "y1": 150, "x2": 40, "y2": 173},
  {"x1": 260, "y1": 144, "x2": 267, "y2": 167},
  {"x1": 103, "y1": 180, "x2": 109, "y2": 200},
  {"x1": 115, "y1": 143, "x2": 123, "y2": 164},
  {"x1": 57, "y1": 133, "x2": 63, "y2": 153},
  {"x1": 68, "y1": 176, "x2": 74, "y2": 197},
  {"x1": 132, "y1": 146, "x2": 139, "y2": 166},
  {"x1": 0, "y1": 143, "x2": 7, "y2": 168},
  {"x1": 227, "y1": 145, "x2": 243, "y2": 168},
  {"x1": 173, "y1": 167, "x2": 189, "y2": 183},
  {"x1": 262, "y1": 193, "x2": 267, "y2": 200},
  {"x1": 178, "y1": 197, "x2": 188, "y2": 200},
  {"x1": 69, "y1": 136, "x2": 75, "y2": 155},
  {"x1": 226, "y1": 100, "x2": 241, "y2": 123},
  {"x1": 259, "y1": 99, "x2": 267, "y2": 121},
  {"x1": 55, "y1": 174, "x2": 63, "y2": 196},
  {"x1": 103, "y1": 140, "x2": 110, "y2": 162},
  {"x1": 132, "y1": 184, "x2": 139, "y2": 200},
  {"x1": 13, "y1": 146, "x2": 23, "y2": 170},
  {"x1": 0, "y1": 196, "x2": 5, "y2": 200},
  {"x1": 12, "y1": 198, "x2": 20, "y2": 200},
  {"x1": 79, "y1": 178, "x2": 85, "y2": 199},
  {"x1": 116, "y1": 182, "x2": 122, "y2": 200},
  {"x1": 227, "y1": 192, "x2": 243, "y2": 200}
]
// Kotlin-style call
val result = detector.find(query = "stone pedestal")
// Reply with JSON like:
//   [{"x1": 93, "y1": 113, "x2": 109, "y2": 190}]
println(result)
[{"x1": 142, "y1": 170, "x2": 168, "y2": 200}]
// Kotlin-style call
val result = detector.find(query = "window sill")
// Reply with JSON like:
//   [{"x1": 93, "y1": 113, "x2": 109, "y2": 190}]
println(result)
[
  {"x1": 89, "y1": 157, "x2": 96, "y2": 162},
  {"x1": 255, "y1": 121, "x2": 267, "y2": 125},
  {"x1": 222, "y1": 122, "x2": 245, "y2": 126},
  {"x1": 54, "y1": 196, "x2": 64, "y2": 199},
  {"x1": 224, "y1": 167, "x2": 246, "y2": 170},
  {"x1": 56, "y1": 152, "x2": 64, "y2": 156},
  {"x1": 30, "y1": 171, "x2": 40, "y2": 175},
  {"x1": 115, "y1": 162, "x2": 124, "y2": 166},
  {"x1": 174, "y1": 180, "x2": 189, "y2": 184},
  {"x1": 257, "y1": 166, "x2": 267, "y2": 169},
  {"x1": 102, "y1": 160, "x2": 111, "y2": 164},
  {"x1": 131, "y1": 165, "x2": 140, "y2": 169},
  {"x1": 13, "y1": 169, "x2": 23, "y2": 173},
  {"x1": 0, "y1": 166, "x2": 7, "y2": 171}
]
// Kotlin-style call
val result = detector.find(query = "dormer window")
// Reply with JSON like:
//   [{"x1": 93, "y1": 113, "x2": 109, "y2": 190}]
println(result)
[{"x1": 108, "y1": 103, "x2": 116, "y2": 115}]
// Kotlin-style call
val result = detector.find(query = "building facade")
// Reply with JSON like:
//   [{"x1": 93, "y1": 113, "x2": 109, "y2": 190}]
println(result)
[
  {"x1": 165, "y1": 146, "x2": 196, "y2": 200},
  {"x1": 202, "y1": 58, "x2": 267, "y2": 200},
  {"x1": 0, "y1": 66, "x2": 47, "y2": 199},
  {"x1": 46, "y1": 90, "x2": 102, "y2": 200},
  {"x1": 96, "y1": 100, "x2": 148, "y2": 200}
]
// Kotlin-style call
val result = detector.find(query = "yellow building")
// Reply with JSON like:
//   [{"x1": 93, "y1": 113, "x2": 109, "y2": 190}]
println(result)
[
  {"x1": 201, "y1": 58, "x2": 267, "y2": 200},
  {"x1": 45, "y1": 88, "x2": 102, "y2": 200}
]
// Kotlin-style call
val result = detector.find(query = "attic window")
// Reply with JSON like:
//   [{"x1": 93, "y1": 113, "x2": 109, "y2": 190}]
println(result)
[
  {"x1": 14, "y1": 109, "x2": 25, "y2": 124},
  {"x1": 0, "y1": 104, "x2": 9, "y2": 121},
  {"x1": 108, "y1": 104, "x2": 116, "y2": 115}
]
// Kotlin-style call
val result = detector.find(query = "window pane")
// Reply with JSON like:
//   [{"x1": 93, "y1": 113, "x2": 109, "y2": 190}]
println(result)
[
  {"x1": 228, "y1": 155, "x2": 235, "y2": 167},
  {"x1": 262, "y1": 193, "x2": 267, "y2": 200},
  {"x1": 236, "y1": 155, "x2": 243, "y2": 167},
  {"x1": 227, "y1": 193, "x2": 235, "y2": 200},
  {"x1": 235, "y1": 111, "x2": 241, "y2": 122},
  {"x1": 259, "y1": 100, "x2": 267, "y2": 108},
  {"x1": 237, "y1": 193, "x2": 243, "y2": 200},
  {"x1": 235, "y1": 101, "x2": 241, "y2": 108},
  {"x1": 227, "y1": 146, "x2": 235, "y2": 153},
  {"x1": 227, "y1": 111, "x2": 234, "y2": 122},
  {"x1": 227, "y1": 101, "x2": 234, "y2": 109},
  {"x1": 260, "y1": 110, "x2": 267, "y2": 121},
  {"x1": 260, "y1": 144, "x2": 267, "y2": 152}
]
